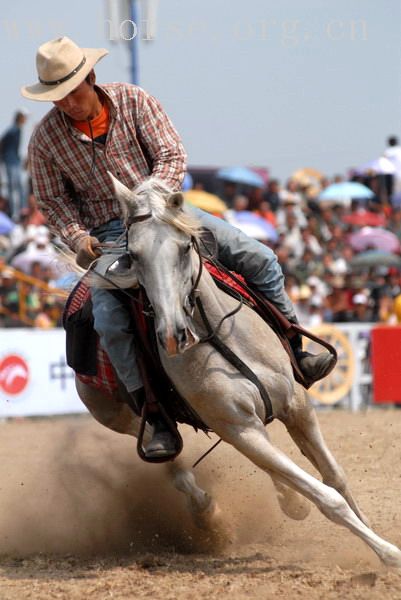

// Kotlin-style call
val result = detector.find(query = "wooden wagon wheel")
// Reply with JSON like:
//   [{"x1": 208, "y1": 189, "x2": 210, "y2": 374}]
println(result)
[{"x1": 303, "y1": 324, "x2": 355, "y2": 405}]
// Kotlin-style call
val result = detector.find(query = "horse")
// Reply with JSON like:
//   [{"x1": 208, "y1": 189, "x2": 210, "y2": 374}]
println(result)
[{"x1": 75, "y1": 173, "x2": 401, "y2": 567}]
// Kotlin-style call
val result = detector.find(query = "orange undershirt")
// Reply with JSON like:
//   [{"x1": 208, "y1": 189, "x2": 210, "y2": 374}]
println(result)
[{"x1": 72, "y1": 101, "x2": 110, "y2": 139}]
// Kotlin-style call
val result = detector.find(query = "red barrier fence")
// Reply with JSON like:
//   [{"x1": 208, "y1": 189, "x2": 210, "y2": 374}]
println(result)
[{"x1": 371, "y1": 325, "x2": 401, "y2": 404}]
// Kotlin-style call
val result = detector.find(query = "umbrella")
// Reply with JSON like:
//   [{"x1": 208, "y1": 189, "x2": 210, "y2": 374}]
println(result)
[
  {"x1": 356, "y1": 157, "x2": 396, "y2": 176},
  {"x1": 224, "y1": 210, "x2": 278, "y2": 242},
  {"x1": 184, "y1": 190, "x2": 228, "y2": 214},
  {"x1": 182, "y1": 173, "x2": 193, "y2": 191},
  {"x1": 318, "y1": 182, "x2": 374, "y2": 205},
  {"x1": 217, "y1": 167, "x2": 265, "y2": 188},
  {"x1": 342, "y1": 211, "x2": 386, "y2": 227},
  {"x1": 291, "y1": 167, "x2": 324, "y2": 187},
  {"x1": 348, "y1": 227, "x2": 401, "y2": 253},
  {"x1": 250, "y1": 167, "x2": 269, "y2": 186},
  {"x1": 10, "y1": 247, "x2": 64, "y2": 276},
  {"x1": 0, "y1": 211, "x2": 15, "y2": 235},
  {"x1": 350, "y1": 250, "x2": 401, "y2": 269}
]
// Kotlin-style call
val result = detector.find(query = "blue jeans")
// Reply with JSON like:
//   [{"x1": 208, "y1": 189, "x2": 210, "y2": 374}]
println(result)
[
  {"x1": 5, "y1": 162, "x2": 25, "y2": 220},
  {"x1": 90, "y1": 219, "x2": 143, "y2": 392},
  {"x1": 90, "y1": 211, "x2": 296, "y2": 393}
]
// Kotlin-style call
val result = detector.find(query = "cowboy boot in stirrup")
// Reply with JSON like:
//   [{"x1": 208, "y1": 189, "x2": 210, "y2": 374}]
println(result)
[
  {"x1": 290, "y1": 333, "x2": 336, "y2": 385},
  {"x1": 128, "y1": 388, "x2": 178, "y2": 459},
  {"x1": 144, "y1": 416, "x2": 178, "y2": 459}
]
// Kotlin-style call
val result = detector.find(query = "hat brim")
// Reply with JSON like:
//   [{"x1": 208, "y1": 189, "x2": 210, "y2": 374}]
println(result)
[{"x1": 21, "y1": 47, "x2": 109, "y2": 102}]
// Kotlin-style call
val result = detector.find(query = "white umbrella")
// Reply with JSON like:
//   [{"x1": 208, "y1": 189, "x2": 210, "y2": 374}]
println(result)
[
  {"x1": 356, "y1": 157, "x2": 396, "y2": 175},
  {"x1": 224, "y1": 210, "x2": 278, "y2": 242}
]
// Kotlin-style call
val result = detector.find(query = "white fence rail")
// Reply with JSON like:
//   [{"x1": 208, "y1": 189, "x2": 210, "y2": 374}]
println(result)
[{"x1": 322, "y1": 323, "x2": 374, "y2": 412}]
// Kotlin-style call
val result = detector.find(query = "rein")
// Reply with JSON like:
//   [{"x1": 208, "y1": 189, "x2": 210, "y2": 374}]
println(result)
[
  {"x1": 190, "y1": 238, "x2": 274, "y2": 425},
  {"x1": 187, "y1": 237, "x2": 245, "y2": 341}
]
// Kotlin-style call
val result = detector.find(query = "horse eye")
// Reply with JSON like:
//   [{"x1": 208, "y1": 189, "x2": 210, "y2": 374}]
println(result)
[
  {"x1": 183, "y1": 243, "x2": 191, "y2": 254},
  {"x1": 129, "y1": 250, "x2": 138, "y2": 261}
]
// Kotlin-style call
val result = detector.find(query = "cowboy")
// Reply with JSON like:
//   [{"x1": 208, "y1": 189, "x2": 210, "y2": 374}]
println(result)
[{"x1": 22, "y1": 37, "x2": 335, "y2": 459}]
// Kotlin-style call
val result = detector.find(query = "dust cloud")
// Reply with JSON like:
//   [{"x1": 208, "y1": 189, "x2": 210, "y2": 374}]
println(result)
[{"x1": 0, "y1": 416, "x2": 281, "y2": 557}]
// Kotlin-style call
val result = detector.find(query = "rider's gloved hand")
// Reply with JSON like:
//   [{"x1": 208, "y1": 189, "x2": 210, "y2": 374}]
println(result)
[{"x1": 75, "y1": 235, "x2": 102, "y2": 269}]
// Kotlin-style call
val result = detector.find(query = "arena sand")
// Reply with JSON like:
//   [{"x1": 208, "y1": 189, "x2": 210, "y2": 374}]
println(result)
[{"x1": 0, "y1": 409, "x2": 400, "y2": 599}]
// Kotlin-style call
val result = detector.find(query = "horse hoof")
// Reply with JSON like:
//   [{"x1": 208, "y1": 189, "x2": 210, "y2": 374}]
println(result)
[
  {"x1": 381, "y1": 545, "x2": 401, "y2": 569},
  {"x1": 277, "y1": 489, "x2": 311, "y2": 521},
  {"x1": 191, "y1": 497, "x2": 235, "y2": 550}
]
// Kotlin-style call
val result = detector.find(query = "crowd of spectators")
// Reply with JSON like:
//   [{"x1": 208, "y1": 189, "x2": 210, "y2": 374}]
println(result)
[{"x1": 1, "y1": 121, "x2": 401, "y2": 330}]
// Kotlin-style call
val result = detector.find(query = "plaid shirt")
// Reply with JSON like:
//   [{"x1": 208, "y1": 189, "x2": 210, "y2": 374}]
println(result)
[{"x1": 29, "y1": 83, "x2": 187, "y2": 248}]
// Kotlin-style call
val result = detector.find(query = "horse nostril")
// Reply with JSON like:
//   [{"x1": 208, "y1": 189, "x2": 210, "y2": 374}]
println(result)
[{"x1": 177, "y1": 328, "x2": 187, "y2": 345}]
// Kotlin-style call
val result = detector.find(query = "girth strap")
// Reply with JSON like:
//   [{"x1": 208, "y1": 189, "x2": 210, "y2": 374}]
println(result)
[{"x1": 196, "y1": 296, "x2": 274, "y2": 425}]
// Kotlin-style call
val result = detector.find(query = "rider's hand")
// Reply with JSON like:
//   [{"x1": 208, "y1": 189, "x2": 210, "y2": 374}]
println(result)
[{"x1": 75, "y1": 235, "x2": 102, "y2": 269}]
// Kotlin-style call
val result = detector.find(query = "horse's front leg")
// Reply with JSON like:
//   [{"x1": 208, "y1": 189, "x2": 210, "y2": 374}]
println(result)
[
  {"x1": 283, "y1": 386, "x2": 370, "y2": 526},
  {"x1": 214, "y1": 417, "x2": 401, "y2": 568},
  {"x1": 166, "y1": 461, "x2": 231, "y2": 540}
]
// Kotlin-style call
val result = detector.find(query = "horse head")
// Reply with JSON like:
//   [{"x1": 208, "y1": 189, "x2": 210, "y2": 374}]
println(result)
[{"x1": 109, "y1": 173, "x2": 200, "y2": 356}]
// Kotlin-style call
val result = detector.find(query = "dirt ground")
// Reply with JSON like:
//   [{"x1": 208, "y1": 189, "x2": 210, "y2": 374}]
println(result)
[{"x1": 0, "y1": 408, "x2": 400, "y2": 599}]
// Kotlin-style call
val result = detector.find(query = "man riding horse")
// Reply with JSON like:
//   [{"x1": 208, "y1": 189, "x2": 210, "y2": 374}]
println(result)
[{"x1": 22, "y1": 36, "x2": 335, "y2": 459}]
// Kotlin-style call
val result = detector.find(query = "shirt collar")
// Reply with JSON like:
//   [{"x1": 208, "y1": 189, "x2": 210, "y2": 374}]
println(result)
[{"x1": 58, "y1": 84, "x2": 118, "y2": 139}]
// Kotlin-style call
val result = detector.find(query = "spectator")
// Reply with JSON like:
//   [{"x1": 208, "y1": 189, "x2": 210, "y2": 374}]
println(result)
[
  {"x1": 0, "y1": 267, "x2": 20, "y2": 326},
  {"x1": 351, "y1": 293, "x2": 375, "y2": 322},
  {"x1": 264, "y1": 179, "x2": 281, "y2": 212},
  {"x1": 293, "y1": 284, "x2": 312, "y2": 325},
  {"x1": 11, "y1": 227, "x2": 59, "y2": 276},
  {"x1": 384, "y1": 135, "x2": 401, "y2": 197},
  {"x1": 220, "y1": 181, "x2": 242, "y2": 208},
  {"x1": 325, "y1": 276, "x2": 351, "y2": 322},
  {"x1": 23, "y1": 193, "x2": 47, "y2": 226},
  {"x1": 0, "y1": 109, "x2": 29, "y2": 219},
  {"x1": 279, "y1": 178, "x2": 303, "y2": 207}
]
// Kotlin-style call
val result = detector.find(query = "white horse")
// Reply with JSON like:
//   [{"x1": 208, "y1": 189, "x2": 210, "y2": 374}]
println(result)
[{"x1": 75, "y1": 174, "x2": 401, "y2": 567}]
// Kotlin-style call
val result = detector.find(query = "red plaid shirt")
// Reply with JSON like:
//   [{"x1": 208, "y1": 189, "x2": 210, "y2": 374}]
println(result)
[{"x1": 29, "y1": 83, "x2": 187, "y2": 248}]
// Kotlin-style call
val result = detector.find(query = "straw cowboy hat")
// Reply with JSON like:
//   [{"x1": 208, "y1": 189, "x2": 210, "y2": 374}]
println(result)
[{"x1": 21, "y1": 36, "x2": 108, "y2": 102}]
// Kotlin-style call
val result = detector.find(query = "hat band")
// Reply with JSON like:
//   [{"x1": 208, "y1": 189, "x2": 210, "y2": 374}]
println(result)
[{"x1": 38, "y1": 56, "x2": 87, "y2": 86}]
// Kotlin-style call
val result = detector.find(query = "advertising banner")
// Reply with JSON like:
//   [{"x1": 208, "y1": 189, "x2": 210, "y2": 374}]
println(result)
[{"x1": 0, "y1": 328, "x2": 87, "y2": 417}]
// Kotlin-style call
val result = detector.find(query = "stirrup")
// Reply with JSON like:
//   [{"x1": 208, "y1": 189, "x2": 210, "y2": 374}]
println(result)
[
  {"x1": 136, "y1": 402, "x2": 183, "y2": 463},
  {"x1": 297, "y1": 350, "x2": 336, "y2": 386}
]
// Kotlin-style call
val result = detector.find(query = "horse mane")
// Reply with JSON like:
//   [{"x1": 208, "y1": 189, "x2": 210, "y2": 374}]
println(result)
[{"x1": 133, "y1": 177, "x2": 201, "y2": 239}]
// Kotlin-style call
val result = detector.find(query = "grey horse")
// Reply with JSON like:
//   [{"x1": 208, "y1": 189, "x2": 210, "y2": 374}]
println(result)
[{"x1": 75, "y1": 174, "x2": 401, "y2": 568}]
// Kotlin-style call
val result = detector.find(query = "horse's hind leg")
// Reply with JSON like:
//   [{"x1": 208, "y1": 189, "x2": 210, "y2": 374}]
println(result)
[
  {"x1": 283, "y1": 387, "x2": 369, "y2": 526},
  {"x1": 216, "y1": 418, "x2": 401, "y2": 567},
  {"x1": 270, "y1": 475, "x2": 311, "y2": 520}
]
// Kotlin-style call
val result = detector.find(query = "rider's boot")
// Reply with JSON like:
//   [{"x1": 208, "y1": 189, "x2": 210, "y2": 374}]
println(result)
[
  {"x1": 144, "y1": 416, "x2": 178, "y2": 459},
  {"x1": 129, "y1": 388, "x2": 177, "y2": 459},
  {"x1": 290, "y1": 332, "x2": 336, "y2": 385}
]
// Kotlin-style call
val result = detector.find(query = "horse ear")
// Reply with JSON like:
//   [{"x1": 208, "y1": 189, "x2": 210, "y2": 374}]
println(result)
[
  {"x1": 167, "y1": 191, "x2": 184, "y2": 210},
  {"x1": 108, "y1": 172, "x2": 137, "y2": 215}
]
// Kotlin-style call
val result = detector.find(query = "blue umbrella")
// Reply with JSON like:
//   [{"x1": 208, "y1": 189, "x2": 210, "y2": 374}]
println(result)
[
  {"x1": 0, "y1": 211, "x2": 15, "y2": 235},
  {"x1": 217, "y1": 167, "x2": 265, "y2": 188},
  {"x1": 318, "y1": 182, "x2": 374, "y2": 204},
  {"x1": 182, "y1": 172, "x2": 193, "y2": 191}
]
